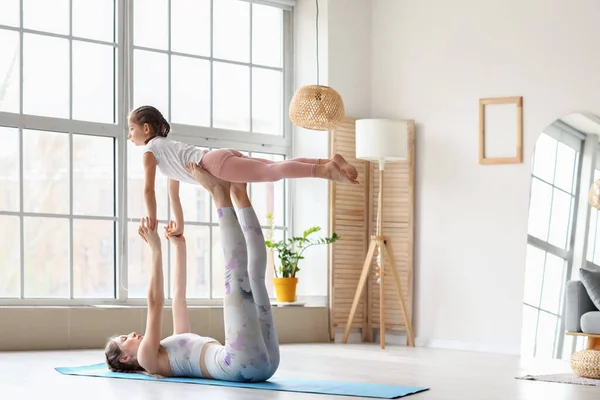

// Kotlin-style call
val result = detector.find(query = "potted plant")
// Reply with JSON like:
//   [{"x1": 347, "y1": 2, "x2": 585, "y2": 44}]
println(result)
[{"x1": 265, "y1": 213, "x2": 339, "y2": 303}]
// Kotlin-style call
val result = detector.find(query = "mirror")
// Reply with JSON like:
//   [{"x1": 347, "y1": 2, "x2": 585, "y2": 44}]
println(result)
[{"x1": 521, "y1": 112, "x2": 600, "y2": 360}]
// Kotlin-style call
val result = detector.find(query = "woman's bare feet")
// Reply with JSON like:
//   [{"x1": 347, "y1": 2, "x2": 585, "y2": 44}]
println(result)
[
  {"x1": 230, "y1": 182, "x2": 251, "y2": 208},
  {"x1": 321, "y1": 161, "x2": 358, "y2": 185},
  {"x1": 186, "y1": 163, "x2": 229, "y2": 191},
  {"x1": 332, "y1": 153, "x2": 358, "y2": 181},
  {"x1": 185, "y1": 163, "x2": 233, "y2": 208}
]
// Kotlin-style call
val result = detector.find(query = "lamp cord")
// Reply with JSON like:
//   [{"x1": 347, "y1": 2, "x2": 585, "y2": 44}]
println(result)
[{"x1": 316, "y1": 0, "x2": 319, "y2": 85}]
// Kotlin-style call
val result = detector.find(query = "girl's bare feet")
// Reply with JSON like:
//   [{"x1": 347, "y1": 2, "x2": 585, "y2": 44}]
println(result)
[
  {"x1": 332, "y1": 153, "x2": 358, "y2": 181},
  {"x1": 323, "y1": 161, "x2": 358, "y2": 185}
]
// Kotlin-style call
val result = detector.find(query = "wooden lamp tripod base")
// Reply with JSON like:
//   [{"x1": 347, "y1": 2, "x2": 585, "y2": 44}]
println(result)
[{"x1": 341, "y1": 166, "x2": 415, "y2": 349}]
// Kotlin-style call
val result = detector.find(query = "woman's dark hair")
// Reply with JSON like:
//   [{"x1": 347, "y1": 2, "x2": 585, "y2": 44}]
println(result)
[
  {"x1": 130, "y1": 105, "x2": 171, "y2": 141},
  {"x1": 104, "y1": 336, "x2": 145, "y2": 373}
]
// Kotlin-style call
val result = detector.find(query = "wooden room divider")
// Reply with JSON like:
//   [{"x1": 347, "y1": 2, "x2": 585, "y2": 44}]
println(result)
[{"x1": 328, "y1": 116, "x2": 415, "y2": 344}]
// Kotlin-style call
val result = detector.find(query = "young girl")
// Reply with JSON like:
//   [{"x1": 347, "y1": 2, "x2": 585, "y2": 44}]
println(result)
[
  {"x1": 128, "y1": 105, "x2": 359, "y2": 236},
  {"x1": 105, "y1": 175, "x2": 279, "y2": 382}
]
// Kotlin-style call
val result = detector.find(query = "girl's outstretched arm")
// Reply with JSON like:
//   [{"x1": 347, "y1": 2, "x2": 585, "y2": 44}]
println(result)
[
  {"x1": 167, "y1": 179, "x2": 184, "y2": 237},
  {"x1": 143, "y1": 152, "x2": 158, "y2": 229}
]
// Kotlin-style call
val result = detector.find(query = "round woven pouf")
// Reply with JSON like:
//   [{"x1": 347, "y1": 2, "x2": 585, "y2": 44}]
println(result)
[{"x1": 571, "y1": 349, "x2": 600, "y2": 379}]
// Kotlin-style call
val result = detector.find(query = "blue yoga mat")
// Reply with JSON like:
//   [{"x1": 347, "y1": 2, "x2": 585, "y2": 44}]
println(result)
[{"x1": 56, "y1": 363, "x2": 429, "y2": 398}]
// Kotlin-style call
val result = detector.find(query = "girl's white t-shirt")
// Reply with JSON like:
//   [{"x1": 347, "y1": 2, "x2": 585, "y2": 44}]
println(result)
[{"x1": 143, "y1": 136, "x2": 208, "y2": 184}]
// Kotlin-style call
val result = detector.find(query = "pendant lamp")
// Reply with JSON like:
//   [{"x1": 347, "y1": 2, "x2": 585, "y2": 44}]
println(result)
[{"x1": 289, "y1": 0, "x2": 345, "y2": 131}]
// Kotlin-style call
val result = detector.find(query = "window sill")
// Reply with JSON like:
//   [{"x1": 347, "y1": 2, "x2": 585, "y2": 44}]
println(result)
[{"x1": 0, "y1": 295, "x2": 327, "y2": 308}]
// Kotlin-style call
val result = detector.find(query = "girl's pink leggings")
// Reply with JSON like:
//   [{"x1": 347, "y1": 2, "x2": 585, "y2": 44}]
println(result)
[{"x1": 199, "y1": 149, "x2": 323, "y2": 183}]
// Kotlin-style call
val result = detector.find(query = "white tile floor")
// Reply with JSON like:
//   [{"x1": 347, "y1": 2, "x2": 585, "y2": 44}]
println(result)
[{"x1": 1, "y1": 343, "x2": 598, "y2": 400}]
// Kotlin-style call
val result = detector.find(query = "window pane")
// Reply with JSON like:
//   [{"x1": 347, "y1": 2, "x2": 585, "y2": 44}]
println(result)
[
  {"x1": 0, "y1": 0, "x2": 19, "y2": 27},
  {"x1": 0, "y1": 127, "x2": 19, "y2": 212},
  {"x1": 171, "y1": 56, "x2": 210, "y2": 127},
  {"x1": 0, "y1": 30, "x2": 20, "y2": 113},
  {"x1": 127, "y1": 142, "x2": 169, "y2": 221},
  {"x1": 23, "y1": 34, "x2": 69, "y2": 118},
  {"x1": 213, "y1": 62, "x2": 249, "y2": 131},
  {"x1": 0, "y1": 215, "x2": 20, "y2": 298},
  {"x1": 548, "y1": 189, "x2": 571, "y2": 250},
  {"x1": 133, "y1": 50, "x2": 168, "y2": 116},
  {"x1": 73, "y1": 135, "x2": 115, "y2": 216},
  {"x1": 561, "y1": 333, "x2": 574, "y2": 360},
  {"x1": 127, "y1": 221, "x2": 169, "y2": 298},
  {"x1": 24, "y1": 0, "x2": 69, "y2": 35},
  {"x1": 520, "y1": 305, "x2": 538, "y2": 358},
  {"x1": 72, "y1": 0, "x2": 115, "y2": 42},
  {"x1": 587, "y1": 209, "x2": 597, "y2": 263},
  {"x1": 554, "y1": 143, "x2": 577, "y2": 194},
  {"x1": 250, "y1": 153, "x2": 284, "y2": 226},
  {"x1": 73, "y1": 219, "x2": 114, "y2": 298},
  {"x1": 171, "y1": 0, "x2": 210, "y2": 56},
  {"x1": 533, "y1": 133, "x2": 557, "y2": 183},
  {"x1": 540, "y1": 253, "x2": 565, "y2": 315},
  {"x1": 527, "y1": 178, "x2": 552, "y2": 241},
  {"x1": 252, "y1": 68, "x2": 282, "y2": 135},
  {"x1": 252, "y1": 4, "x2": 282, "y2": 68},
  {"x1": 73, "y1": 41, "x2": 115, "y2": 123},
  {"x1": 24, "y1": 217, "x2": 69, "y2": 298},
  {"x1": 178, "y1": 152, "x2": 211, "y2": 223},
  {"x1": 523, "y1": 245, "x2": 545, "y2": 307},
  {"x1": 23, "y1": 130, "x2": 69, "y2": 214},
  {"x1": 213, "y1": 0, "x2": 249, "y2": 63},
  {"x1": 593, "y1": 215, "x2": 600, "y2": 265},
  {"x1": 133, "y1": 0, "x2": 168, "y2": 50},
  {"x1": 170, "y1": 225, "x2": 209, "y2": 298},
  {"x1": 535, "y1": 311, "x2": 558, "y2": 359}
]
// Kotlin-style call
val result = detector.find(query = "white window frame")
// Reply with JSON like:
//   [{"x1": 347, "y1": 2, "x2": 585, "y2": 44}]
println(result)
[
  {"x1": 523, "y1": 119, "x2": 600, "y2": 359},
  {"x1": 0, "y1": 0, "x2": 295, "y2": 306}
]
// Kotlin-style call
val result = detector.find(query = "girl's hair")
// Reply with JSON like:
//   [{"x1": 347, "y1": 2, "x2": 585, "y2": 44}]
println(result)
[
  {"x1": 104, "y1": 336, "x2": 165, "y2": 378},
  {"x1": 130, "y1": 105, "x2": 171, "y2": 141},
  {"x1": 104, "y1": 336, "x2": 145, "y2": 374}
]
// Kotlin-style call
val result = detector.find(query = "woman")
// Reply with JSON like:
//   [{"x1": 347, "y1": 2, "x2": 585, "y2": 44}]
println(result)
[{"x1": 104, "y1": 167, "x2": 280, "y2": 383}]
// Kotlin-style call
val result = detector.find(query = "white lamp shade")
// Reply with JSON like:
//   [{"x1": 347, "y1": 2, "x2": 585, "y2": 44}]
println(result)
[{"x1": 355, "y1": 119, "x2": 408, "y2": 162}]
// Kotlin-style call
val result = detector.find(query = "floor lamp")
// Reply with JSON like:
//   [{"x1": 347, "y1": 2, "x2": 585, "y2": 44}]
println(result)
[{"x1": 342, "y1": 119, "x2": 415, "y2": 349}]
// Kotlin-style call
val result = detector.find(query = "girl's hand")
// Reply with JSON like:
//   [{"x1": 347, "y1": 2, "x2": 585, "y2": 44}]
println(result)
[
  {"x1": 165, "y1": 221, "x2": 185, "y2": 243},
  {"x1": 138, "y1": 217, "x2": 161, "y2": 249}
]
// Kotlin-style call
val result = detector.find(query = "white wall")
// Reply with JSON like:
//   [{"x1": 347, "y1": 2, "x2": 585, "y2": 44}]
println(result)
[
  {"x1": 292, "y1": 0, "x2": 330, "y2": 297},
  {"x1": 292, "y1": 0, "x2": 372, "y2": 297},
  {"x1": 327, "y1": 0, "x2": 372, "y2": 118},
  {"x1": 370, "y1": 0, "x2": 600, "y2": 353}
]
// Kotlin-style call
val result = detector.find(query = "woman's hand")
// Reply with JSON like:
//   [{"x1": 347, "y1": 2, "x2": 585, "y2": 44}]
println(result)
[
  {"x1": 165, "y1": 221, "x2": 185, "y2": 245},
  {"x1": 138, "y1": 217, "x2": 161, "y2": 250}
]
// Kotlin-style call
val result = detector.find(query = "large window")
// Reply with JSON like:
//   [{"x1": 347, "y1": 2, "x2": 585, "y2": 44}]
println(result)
[
  {"x1": 0, "y1": 0, "x2": 293, "y2": 304},
  {"x1": 522, "y1": 129, "x2": 582, "y2": 359},
  {"x1": 519, "y1": 119, "x2": 600, "y2": 359}
]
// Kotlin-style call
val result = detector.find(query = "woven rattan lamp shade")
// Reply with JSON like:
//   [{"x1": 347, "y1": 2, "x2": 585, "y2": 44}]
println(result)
[
  {"x1": 589, "y1": 179, "x2": 600, "y2": 209},
  {"x1": 289, "y1": 85, "x2": 345, "y2": 131}
]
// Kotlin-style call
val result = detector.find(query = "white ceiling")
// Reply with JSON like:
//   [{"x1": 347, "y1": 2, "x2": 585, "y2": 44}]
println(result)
[{"x1": 559, "y1": 113, "x2": 600, "y2": 136}]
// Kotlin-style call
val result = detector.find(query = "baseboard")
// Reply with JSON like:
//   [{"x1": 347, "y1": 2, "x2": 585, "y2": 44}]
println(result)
[
  {"x1": 418, "y1": 338, "x2": 520, "y2": 355},
  {"x1": 332, "y1": 328, "x2": 519, "y2": 355}
]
